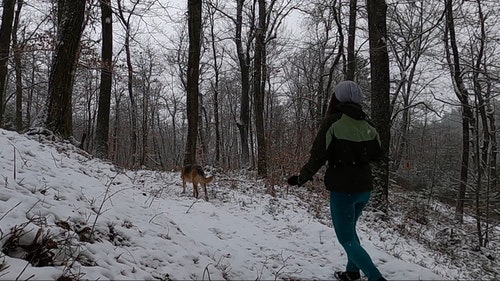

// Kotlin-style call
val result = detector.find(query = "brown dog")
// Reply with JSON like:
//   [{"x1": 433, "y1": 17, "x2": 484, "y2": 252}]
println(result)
[{"x1": 181, "y1": 164, "x2": 214, "y2": 201}]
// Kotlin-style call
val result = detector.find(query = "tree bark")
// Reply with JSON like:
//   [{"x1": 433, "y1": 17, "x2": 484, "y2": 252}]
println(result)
[
  {"x1": 36, "y1": 0, "x2": 85, "y2": 138},
  {"x1": 254, "y1": 0, "x2": 267, "y2": 177},
  {"x1": 207, "y1": 4, "x2": 221, "y2": 166},
  {"x1": 367, "y1": 0, "x2": 390, "y2": 213},
  {"x1": 235, "y1": 0, "x2": 251, "y2": 168},
  {"x1": 0, "y1": 0, "x2": 16, "y2": 126},
  {"x1": 117, "y1": 0, "x2": 139, "y2": 167},
  {"x1": 12, "y1": 0, "x2": 23, "y2": 131},
  {"x1": 346, "y1": 0, "x2": 357, "y2": 80},
  {"x1": 184, "y1": 0, "x2": 202, "y2": 166},
  {"x1": 444, "y1": 0, "x2": 473, "y2": 224},
  {"x1": 95, "y1": 0, "x2": 113, "y2": 159}
]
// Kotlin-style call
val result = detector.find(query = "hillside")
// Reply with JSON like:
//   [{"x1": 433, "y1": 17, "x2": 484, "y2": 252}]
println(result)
[{"x1": 0, "y1": 129, "x2": 493, "y2": 280}]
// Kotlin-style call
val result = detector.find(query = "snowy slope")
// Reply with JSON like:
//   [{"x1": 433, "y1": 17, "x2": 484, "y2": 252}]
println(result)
[{"x1": 0, "y1": 129, "x2": 452, "y2": 280}]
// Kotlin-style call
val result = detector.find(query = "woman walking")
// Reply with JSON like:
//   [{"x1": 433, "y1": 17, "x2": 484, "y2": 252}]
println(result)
[{"x1": 287, "y1": 81, "x2": 387, "y2": 281}]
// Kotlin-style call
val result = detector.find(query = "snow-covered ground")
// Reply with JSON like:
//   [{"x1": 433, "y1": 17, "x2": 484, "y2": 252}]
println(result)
[{"x1": 0, "y1": 129, "x2": 472, "y2": 280}]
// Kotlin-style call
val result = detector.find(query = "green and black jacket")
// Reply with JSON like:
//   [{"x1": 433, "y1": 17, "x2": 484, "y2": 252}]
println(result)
[{"x1": 299, "y1": 102, "x2": 383, "y2": 192}]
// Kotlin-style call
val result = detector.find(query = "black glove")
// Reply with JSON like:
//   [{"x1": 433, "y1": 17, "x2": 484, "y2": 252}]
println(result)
[{"x1": 287, "y1": 175, "x2": 307, "y2": 187}]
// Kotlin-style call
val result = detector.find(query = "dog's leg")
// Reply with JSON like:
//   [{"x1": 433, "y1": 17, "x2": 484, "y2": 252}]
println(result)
[
  {"x1": 203, "y1": 183, "x2": 208, "y2": 201},
  {"x1": 182, "y1": 179, "x2": 186, "y2": 194},
  {"x1": 193, "y1": 183, "x2": 199, "y2": 198}
]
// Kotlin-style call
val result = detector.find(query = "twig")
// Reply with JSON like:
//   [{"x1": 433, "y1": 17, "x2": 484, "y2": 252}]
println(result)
[
  {"x1": 13, "y1": 145, "x2": 16, "y2": 180},
  {"x1": 255, "y1": 256, "x2": 269, "y2": 281},
  {"x1": 148, "y1": 212, "x2": 167, "y2": 224},
  {"x1": 9, "y1": 142, "x2": 29, "y2": 176},
  {"x1": 202, "y1": 263, "x2": 212, "y2": 281},
  {"x1": 90, "y1": 173, "x2": 121, "y2": 239},
  {"x1": 50, "y1": 153, "x2": 59, "y2": 168},
  {"x1": 15, "y1": 260, "x2": 34, "y2": 281},
  {"x1": 273, "y1": 251, "x2": 301, "y2": 281},
  {"x1": 0, "y1": 202, "x2": 21, "y2": 222},
  {"x1": 25, "y1": 200, "x2": 41, "y2": 219},
  {"x1": 186, "y1": 199, "x2": 200, "y2": 214}
]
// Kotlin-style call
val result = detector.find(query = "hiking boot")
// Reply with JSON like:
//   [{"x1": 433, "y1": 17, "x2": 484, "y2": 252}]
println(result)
[{"x1": 334, "y1": 271, "x2": 361, "y2": 281}]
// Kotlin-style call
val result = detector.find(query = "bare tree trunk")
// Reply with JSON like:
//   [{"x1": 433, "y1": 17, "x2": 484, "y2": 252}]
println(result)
[
  {"x1": 83, "y1": 76, "x2": 95, "y2": 150},
  {"x1": 125, "y1": 33, "x2": 138, "y2": 167},
  {"x1": 472, "y1": 100, "x2": 483, "y2": 246},
  {"x1": 235, "y1": 0, "x2": 252, "y2": 168},
  {"x1": 367, "y1": 0, "x2": 390, "y2": 213},
  {"x1": 140, "y1": 64, "x2": 152, "y2": 167},
  {"x1": 471, "y1": 0, "x2": 492, "y2": 247},
  {"x1": 34, "y1": 0, "x2": 85, "y2": 138},
  {"x1": 485, "y1": 79, "x2": 496, "y2": 246},
  {"x1": 212, "y1": 78, "x2": 221, "y2": 166},
  {"x1": 207, "y1": 3, "x2": 221, "y2": 166},
  {"x1": 116, "y1": 0, "x2": 140, "y2": 167},
  {"x1": 12, "y1": 0, "x2": 23, "y2": 131},
  {"x1": 444, "y1": 0, "x2": 473, "y2": 224},
  {"x1": 95, "y1": 0, "x2": 113, "y2": 159},
  {"x1": 0, "y1": 0, "x2": 16, "y2": 126},
  {"x1": 184, "y1": 0, "x2": 202, "y2": 166},
  {"x1": 254, "y1": 0, "x2": 267, "y2": 178},
  {"x1": 26, "y1": 52, "x2": 35, "y2": 125},
  {"x1": 142, "y1": 97, "x2": 149, "y2": 167},
  {"x1": 164, "y1": 95, "x2": 181, "y2": 166},
  {"x1": 390, "y1": 82, "x2": 411, "y2": 172},
  {"x1": 346, "y1": 0, "x2": 357, "y2": 80},
  {"x1": 154, "y1": 111, "x2": 165, "y2": 168},
  {"x1": 110, "y1": 91, "x2": 123, "y2": 164},
  {"x1": 198, "y1": 93, "x2": 207, "y2": 163},
  {"x1": 472, "y1": 0, "x2": 487, "y2": 247}
]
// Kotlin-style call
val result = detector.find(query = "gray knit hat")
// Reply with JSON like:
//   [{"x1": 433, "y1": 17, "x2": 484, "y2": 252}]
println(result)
[{"x1": 334, "y1": 81, "x2": 363, "y2": 104}]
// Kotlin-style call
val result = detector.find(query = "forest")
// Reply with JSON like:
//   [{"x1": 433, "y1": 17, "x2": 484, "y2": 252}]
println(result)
[{"x1": 0, "y1": 0, "x2": 498, "y2": 258}]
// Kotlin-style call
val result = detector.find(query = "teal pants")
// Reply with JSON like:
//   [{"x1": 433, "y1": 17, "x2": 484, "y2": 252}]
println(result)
[{"x1": 330, "y1": 191, "x2": 382, "y2": 281}]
